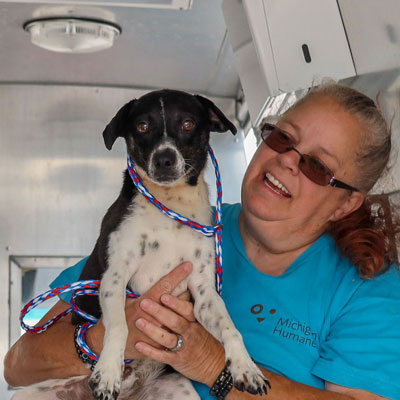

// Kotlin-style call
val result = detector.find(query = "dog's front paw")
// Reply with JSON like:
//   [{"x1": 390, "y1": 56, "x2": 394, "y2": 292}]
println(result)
[
  {"x1": 89, "y1": 362, "x2": 123, "y2": 400},
  {"x1": 228, "y1": 358, "x2": 271, "y2": 396}
]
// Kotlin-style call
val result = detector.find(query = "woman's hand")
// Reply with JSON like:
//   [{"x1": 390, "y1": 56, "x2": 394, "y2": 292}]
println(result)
[
  {"x1": 86, "y1": 262, "x2": 195, "y2": 360},
  {"x1": 134, "y1": 287, "x2": 226, "y2": 386}
]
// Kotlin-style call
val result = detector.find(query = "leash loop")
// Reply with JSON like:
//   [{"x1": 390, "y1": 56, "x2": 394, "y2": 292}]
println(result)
[{"x1": 20, "y1": 281, "x2": 140, "y2": 333}]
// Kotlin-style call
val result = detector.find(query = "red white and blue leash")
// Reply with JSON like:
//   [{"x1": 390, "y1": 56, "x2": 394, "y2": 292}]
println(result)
[
  {"x1": 19, "y1": 146, "x2": 223, "y2": 363},
  {"x1": 127, "y1": 146, "x2": 223, "y2": 294}
]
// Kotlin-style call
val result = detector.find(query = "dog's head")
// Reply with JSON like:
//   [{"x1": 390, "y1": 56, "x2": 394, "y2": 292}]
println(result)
[{"x1": 103, "y1": 89, "x2": 237, "y2": 186}]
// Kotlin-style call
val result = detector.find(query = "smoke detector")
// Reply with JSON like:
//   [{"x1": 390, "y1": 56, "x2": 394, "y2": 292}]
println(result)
[{"x1": 23, "y1": 17, "x2": 121, "y2": 53}]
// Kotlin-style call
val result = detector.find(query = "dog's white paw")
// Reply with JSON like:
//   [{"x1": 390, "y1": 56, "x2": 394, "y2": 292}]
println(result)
[
  {"x1": 89, "y1": 361, "x2": 124, "y2": 400},
  {"x1": 227, "y1": 356, "x2": 271, "y2": 395}
]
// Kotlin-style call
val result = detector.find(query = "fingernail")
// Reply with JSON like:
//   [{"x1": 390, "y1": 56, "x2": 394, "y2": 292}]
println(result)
[
  {"x1": 161, "y1": 294, "x2": 171, "y2": 304},
  {"x1": 183, "y1": 262, "x2": 192, "y2": 272},
  {"x1": 135, "y1": 342, "x2": 144, "y2": 352},
  {"x1": 140, "y1": 299, "x2": 151, "y2": 310},
  {"x1": 136, "y1": 318, "x2": 145, "y2": 329}
]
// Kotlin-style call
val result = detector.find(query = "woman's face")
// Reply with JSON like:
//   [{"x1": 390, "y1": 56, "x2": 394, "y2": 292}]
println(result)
[{"x1": 241, "y1": 95, "x2": 364, "y2": 240}]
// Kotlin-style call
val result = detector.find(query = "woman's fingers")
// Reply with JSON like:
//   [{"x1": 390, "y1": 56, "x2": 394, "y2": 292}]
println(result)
[
  {"x1": 135, "y1": 318, "x2": 179, "y2": 350},
  {"x1": 123, "y1": 263, "x2": 193, "y2": 359},
  {"x1": 135, "y1": 321, "x2": 226, "y2": 385},
  {"x1": 140, "y1": 298, "x2": 188, "y2": 334},
  {"x1": 161, "y1": 294, "x2": 195, "y2": 322},
  {"x1": 134, "y1": 341, "x2": 173, "y2": 365},
  {"x1": 146, "y1": 262, "x2": 193, "y2": 301}
]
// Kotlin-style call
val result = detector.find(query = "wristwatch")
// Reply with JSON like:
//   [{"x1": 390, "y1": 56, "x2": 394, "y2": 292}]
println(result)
[{"x1": 209, "y1": 366, "x2": 234, "y2": 399}]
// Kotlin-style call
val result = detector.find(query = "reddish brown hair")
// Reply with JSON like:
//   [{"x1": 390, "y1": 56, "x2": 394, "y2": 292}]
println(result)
[{"x1": 329, "y1": 195, "x2": 399, "y2": 278}]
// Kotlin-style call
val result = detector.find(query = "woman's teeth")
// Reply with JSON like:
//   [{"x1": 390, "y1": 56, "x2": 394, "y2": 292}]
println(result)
[{"x1": 264, "y1": 172, "x2": 291, "y2": 196}]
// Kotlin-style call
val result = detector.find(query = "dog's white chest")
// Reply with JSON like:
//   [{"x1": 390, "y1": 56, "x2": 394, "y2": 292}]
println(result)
[{"x1": 107, "y1": 180, "x2": 215, "y2": 295}]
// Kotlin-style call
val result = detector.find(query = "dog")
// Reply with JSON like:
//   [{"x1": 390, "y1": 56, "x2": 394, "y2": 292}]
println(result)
[{"x1": 13, "y1": 90, "x2": 269, "y2": 400}]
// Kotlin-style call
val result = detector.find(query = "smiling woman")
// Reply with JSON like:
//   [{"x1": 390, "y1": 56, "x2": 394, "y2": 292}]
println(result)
[{"x1": 241, "y1": 83, "x2": 397, "y2": 279}]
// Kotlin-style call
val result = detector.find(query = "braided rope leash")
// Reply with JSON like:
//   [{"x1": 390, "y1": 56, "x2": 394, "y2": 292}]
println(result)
[
  {"x1": 20, "y1": 145, "x2": 223, "y2": 363},
  {"x1": 20, "y1": 281, "x2": 139, "y2": 363},
  {"x1": 20, "y1": 280, "x2": 98, "y2": 333},
  {"x1": 127, "y1": 145, "x2": 223, "y2": 294},
  {"x1": 20, "y1": 281, "x2": 140, "y2": 333}
]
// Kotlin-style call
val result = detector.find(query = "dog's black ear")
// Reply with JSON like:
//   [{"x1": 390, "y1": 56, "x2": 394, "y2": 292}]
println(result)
[
  {"x1": 195, "y1": 95, "x2": 237, "y2": 135},
  {"x1": 103, "y1": 99, "x2": 137, "y2": 150}
]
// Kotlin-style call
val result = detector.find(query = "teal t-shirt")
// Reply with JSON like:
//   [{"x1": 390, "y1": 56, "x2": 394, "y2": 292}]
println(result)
[{"x1": 51, "y1": 203, "x2": 400, "y2": 399}]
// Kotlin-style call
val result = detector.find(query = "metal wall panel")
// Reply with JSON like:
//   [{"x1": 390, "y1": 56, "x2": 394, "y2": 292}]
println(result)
[{"x1": 0, "y1": 84, "x2": 243, "y2": 398}]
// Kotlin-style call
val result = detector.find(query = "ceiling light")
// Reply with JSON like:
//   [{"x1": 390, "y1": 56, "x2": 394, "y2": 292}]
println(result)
[{"x1": 23, "y1": 17, "x2": 121, "y2": 53}]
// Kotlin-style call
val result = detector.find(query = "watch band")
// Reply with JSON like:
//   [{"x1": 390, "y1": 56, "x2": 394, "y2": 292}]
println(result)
[{"x1": 209, "y1": 365, "x2": 234, "y2": 399}]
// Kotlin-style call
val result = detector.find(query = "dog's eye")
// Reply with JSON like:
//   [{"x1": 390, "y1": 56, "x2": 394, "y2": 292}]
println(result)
[
  {"x1": 182, "y1": 120, "x2": 195, "y2": 131},
  {"x1": 137, "y1": 122, "x2": 149, "y2": 133}
]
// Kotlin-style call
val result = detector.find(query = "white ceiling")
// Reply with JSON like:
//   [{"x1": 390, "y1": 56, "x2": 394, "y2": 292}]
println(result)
[{"x1": 0, "y1": 0, "x2": 240, "y2": 98}]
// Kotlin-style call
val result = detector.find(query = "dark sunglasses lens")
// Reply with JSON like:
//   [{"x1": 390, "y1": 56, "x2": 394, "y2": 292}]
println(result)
[
  {"x1": 262, "y1": 125, "x2": 292, "y2": 153},
  {"x1": 300, "y1": 155, "x2": 332, "y2": 186},
  {"x1": 261, "y1": 124, "x2": 333, "y2": 186}
]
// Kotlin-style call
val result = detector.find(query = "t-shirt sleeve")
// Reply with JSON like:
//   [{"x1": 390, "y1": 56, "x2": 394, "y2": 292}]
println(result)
[
  {"x1": 312, "y1": 266, "x2": 400, "y2": 399},
  {"x1": 49, "y1": 257, "x2": 88, "y2": 303}
]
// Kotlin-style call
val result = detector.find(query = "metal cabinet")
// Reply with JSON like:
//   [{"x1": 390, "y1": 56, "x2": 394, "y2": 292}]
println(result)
[
  {"x1": 261, "y1": 0, "x2": 355, "y2": 93},
  {"x1": 222, "y1": 0, "x2": 356, "y2": 124},
  {"x1": 338, "y1": 0, "x2": 400, "y2": 75}
]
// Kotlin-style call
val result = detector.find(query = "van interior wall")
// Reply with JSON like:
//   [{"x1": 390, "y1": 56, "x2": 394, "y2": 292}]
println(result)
[{"x1": 0, "y1": 84, "x2": 243, "y2": 399}]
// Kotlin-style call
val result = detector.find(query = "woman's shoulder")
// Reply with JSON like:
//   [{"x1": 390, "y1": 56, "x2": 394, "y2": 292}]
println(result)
[
  {"x1": 353, "y1": 263, "x2": 400, "y2": 300},
  {"x1": 327, "y1": 255, "x2": 400, "y2": 328},
  {"x1": 299, "y1": 235, "x2": 400, "y2": 310},
  {"x1": 319, "y1": 233, "x2": 400, "y2": 293}
]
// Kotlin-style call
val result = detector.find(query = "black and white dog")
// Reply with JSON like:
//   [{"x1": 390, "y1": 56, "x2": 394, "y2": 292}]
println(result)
[{"x1": 13, "y1": 90, "x2": 269, "y2": 400}]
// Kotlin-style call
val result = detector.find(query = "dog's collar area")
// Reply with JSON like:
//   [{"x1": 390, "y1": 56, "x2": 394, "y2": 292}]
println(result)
[{"x1": 126, "y1": 151, "x2": 222, "y2": 236}]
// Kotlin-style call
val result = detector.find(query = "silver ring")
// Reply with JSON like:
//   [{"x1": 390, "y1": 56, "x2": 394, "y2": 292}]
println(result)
[{"x1": 169, "y1": 335, "x2": 184, "y2": 352}]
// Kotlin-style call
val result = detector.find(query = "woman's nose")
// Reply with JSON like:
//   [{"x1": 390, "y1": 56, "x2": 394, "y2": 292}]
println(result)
[{"x1": 277, "y1": 148, "x2": 301, "y2": 175}]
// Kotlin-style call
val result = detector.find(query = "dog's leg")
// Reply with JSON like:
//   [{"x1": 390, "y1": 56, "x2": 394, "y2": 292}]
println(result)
[
  {"x1": 188, "y1": 273, "x2": 270, "y2": 395},
  {"x1": 88, "y1": 261, "x2": 131, "y2": 400}
]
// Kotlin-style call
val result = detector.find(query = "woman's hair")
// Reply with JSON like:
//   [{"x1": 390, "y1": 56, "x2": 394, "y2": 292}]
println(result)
[{"x1": 286, "y1": 82, "x2": 399, "y2": 278}]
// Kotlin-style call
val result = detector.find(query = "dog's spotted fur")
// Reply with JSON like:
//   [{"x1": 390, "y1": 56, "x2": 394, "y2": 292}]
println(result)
[{"x1": 12, "y1": 90, "x2": 269, "y2": 400}]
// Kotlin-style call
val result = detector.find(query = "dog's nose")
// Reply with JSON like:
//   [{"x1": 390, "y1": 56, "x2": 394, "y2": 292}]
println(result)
[{"x1": 153, "y1": 149, "x2": 177, "y2": 169}]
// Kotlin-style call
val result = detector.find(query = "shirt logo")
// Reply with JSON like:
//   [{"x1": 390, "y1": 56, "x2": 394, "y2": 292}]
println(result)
[
  {"x1": 273, "y1": 318, "x2": 317, "y2": 348},
  {"x1": 251, "y1": 303, "x2": 318, "y2": 348},
  {"x1": 251, "y1": 303, "x2": 276, "y2": 323}
]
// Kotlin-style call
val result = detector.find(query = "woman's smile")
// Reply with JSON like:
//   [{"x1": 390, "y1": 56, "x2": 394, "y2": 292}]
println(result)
[{"x1": 263, "y1": 172, "x2": 292, "y2": 198}]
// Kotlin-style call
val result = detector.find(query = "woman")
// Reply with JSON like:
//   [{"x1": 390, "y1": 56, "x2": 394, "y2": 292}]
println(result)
[{"x1": 5, "y1": 83, "x2": 400, "y2": 399}]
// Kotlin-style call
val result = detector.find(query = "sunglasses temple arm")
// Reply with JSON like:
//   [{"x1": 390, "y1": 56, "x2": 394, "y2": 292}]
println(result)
[{"x1": 329, "y1": 177, "x2": 359, "y2": 192}]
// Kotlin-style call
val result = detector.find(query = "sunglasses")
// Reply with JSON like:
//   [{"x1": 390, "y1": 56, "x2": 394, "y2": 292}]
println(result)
[{"x1": 260, "y1": 123, "x2": 359, "y2": 192}]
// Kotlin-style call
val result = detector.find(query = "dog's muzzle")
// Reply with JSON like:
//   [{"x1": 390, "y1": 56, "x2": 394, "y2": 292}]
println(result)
[{"x1": 150, "y1": 148, "x2": 184, "y2": 184}]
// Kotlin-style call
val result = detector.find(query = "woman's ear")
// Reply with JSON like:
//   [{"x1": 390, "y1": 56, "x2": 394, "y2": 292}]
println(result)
[{"x1": 329, "y1": 191, "x2": 365, "y2": 222}]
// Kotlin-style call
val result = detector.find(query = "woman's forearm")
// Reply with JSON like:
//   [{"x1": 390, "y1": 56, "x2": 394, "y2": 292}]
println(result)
[
  {"x1": 200, "y1": 352, "x2": 353, "y2": 400},
  {"x1": 226, "y1": 367, "x2": 354, "y2": 400},
  {"x1": 4, "y1": 304, "x2": 91, "y2": 387}
]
